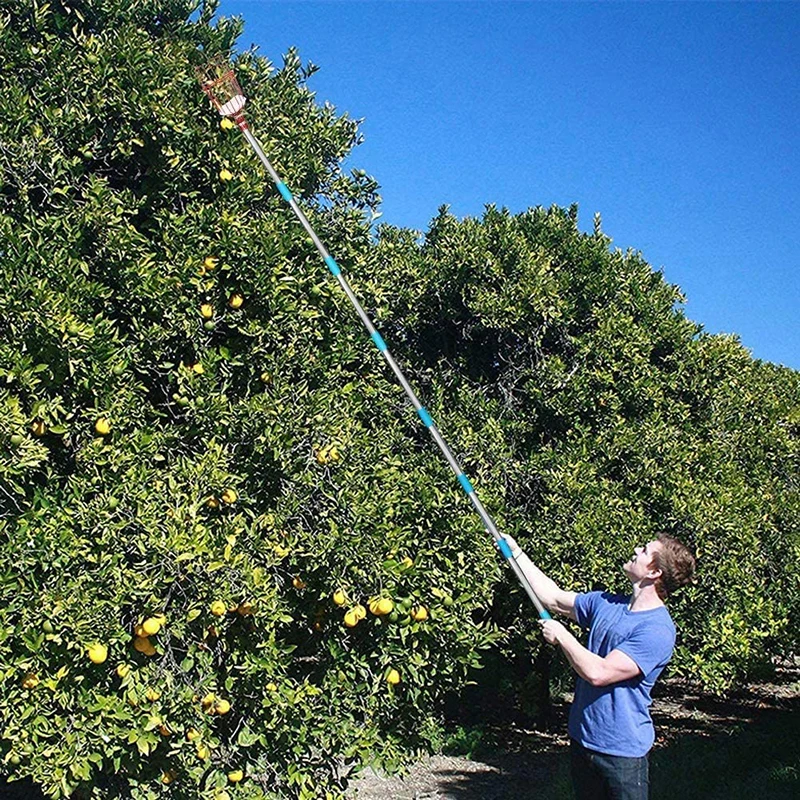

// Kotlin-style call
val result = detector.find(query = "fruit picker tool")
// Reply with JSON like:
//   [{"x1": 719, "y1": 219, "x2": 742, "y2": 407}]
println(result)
[{"x1": 196, "y1": 58, "x2": 551, "y2": 621}]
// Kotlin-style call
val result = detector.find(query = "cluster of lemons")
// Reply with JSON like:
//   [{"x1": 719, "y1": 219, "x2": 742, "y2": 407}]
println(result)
[
  {"x1": 131, "y1": 613, "x2": 166, "y2": 658},
  {"x1": 197, "y1": 254, "x2": 246, "y2": 333},
  {"x1": 315, "y1": 443, "x2": 341, "y2": 465},
  {"x1": 206, "y1": 487, "x2": 238, "y2": 509},
  {"x1": 328, "y1": 587, "x2": 437, "y2": 686}
]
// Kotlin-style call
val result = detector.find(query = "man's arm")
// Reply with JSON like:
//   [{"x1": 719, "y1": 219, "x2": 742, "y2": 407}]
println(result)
[
  {"x1": 539, "y1": 619, "x2": 641, "y2": 687},
  {"x1": 503, "y1": 536, "x2": 577, "y2": 620}
]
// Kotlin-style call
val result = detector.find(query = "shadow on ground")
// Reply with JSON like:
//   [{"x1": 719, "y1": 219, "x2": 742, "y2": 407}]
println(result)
[{"x1": 348, "y1": 666, "x2": 800, "y2": 800}]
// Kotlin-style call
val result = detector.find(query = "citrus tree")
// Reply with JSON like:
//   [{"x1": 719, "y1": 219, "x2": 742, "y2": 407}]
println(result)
[
  {"x1": 0, "y1": 1, "x2": 500, "y2": 797},
  {"x1": 373, "y1": 204, "x2": 800, "y2": 694}
]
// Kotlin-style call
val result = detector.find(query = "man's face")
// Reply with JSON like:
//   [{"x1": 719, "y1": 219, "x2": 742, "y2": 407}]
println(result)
[{"x1": 623, "y1": 540, "x2": 663, "y2": 583}]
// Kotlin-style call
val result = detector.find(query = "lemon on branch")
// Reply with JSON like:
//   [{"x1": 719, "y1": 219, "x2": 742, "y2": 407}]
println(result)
[
  {"x1": 142, "y1": 617, "x2": 162, "y2": 636},
  {"x1": 87, "y1": 643, "x2": 108, "y2": 664},
  {"x1": 210, "y1": 600, "x2": 227, "y2": 617}
]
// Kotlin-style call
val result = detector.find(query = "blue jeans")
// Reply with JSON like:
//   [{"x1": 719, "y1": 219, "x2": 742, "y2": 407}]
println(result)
[{"x1": 570, "y1": 739, "x2": 649, "y2": 800}]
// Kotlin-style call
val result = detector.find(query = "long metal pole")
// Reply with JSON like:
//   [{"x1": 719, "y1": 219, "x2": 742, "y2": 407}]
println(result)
[{"x1": 223, "y1": 106, "x2": 549, "y2": 620}]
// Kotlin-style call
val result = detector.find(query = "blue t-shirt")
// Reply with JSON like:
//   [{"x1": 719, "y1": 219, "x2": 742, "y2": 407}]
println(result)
[{"x1": 568, "y1": 591, "x2": 675, "y2": 758}]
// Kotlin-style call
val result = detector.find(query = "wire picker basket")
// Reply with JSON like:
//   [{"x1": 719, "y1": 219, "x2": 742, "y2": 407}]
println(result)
[{"x1": 196, "y1": 55, "x2": 246, "y2": 117}]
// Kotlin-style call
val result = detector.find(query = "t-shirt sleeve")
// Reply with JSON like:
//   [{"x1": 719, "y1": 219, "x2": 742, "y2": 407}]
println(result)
[
  {"x1": 615, "y1": 623, "x2": 676, "y2": 677},
  {"x1": 573, "y1": 591, "x2": 603, "y2": 629}
]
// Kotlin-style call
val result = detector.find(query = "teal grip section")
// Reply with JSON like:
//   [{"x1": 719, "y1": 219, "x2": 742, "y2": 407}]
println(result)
[
  {"x1": 497, "y1": 538, "x2": 513, "y2": 559},
  {"x1": 458, "y1": 473, "x2": 474, "y2": 494},
  {"x1": 417, "y1": 407, "x2": 433, "y2": 428},
  {"x1": 324, "y1": 255, "x2": 341, "y2": 276},
  {"x1": 276, "y1": 181, "x2": 293, "y2": 202},
  {"x1": 371, "y1": 331, "x2": 388, "y2": 352},
  {"x1": 539, "y1": 608, "x2": 553, "y2": 620}
]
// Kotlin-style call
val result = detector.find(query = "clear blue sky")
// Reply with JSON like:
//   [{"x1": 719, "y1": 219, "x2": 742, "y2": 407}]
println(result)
[{"x1": 217, "y1": 1, "x2": 800, "y2": 371}]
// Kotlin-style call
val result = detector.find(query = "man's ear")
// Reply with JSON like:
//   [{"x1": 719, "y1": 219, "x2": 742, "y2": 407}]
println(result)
[{"x1": 646, "y1": 564, "x2": 663, "y2": 581}]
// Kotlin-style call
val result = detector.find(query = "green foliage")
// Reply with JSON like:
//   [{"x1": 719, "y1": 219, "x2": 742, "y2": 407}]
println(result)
[
  {"x1": 375, "y1": 204, "x2": 800, "y2": 692},
  {"x1": 0, "y1": 0, "x2": 798, "y2": 798},
  {"x1": 0, "y1": 1, "x2": 495, "y2": 797}
]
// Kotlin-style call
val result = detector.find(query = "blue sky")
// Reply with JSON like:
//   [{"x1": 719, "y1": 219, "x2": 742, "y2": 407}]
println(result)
[{"x1": 216, "y1": 1, "x2": 799, "y2": 371}]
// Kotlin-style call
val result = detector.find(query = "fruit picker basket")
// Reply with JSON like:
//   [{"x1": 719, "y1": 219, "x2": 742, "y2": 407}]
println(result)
[{"x1": 196, "y1": 55, "x2": 246, "y2": 116}]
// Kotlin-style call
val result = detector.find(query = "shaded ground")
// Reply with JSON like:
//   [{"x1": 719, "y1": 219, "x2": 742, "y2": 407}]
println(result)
[{"x1": 347, "y1": 662, "x2": 800, "y2": 800}]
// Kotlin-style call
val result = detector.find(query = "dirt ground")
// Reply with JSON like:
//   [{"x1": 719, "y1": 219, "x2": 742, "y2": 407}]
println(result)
[{"x1": 346, "y1": 662, "x2": 800, "y2": 800}]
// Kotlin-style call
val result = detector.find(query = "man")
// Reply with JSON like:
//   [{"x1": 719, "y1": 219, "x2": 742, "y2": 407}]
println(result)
[{"x1": 503, "y1": 534, "x2": 695, "y2": 800}]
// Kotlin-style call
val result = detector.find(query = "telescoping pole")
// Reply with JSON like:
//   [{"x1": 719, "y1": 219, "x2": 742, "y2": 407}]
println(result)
[{"x1": 196, "y1": 60, "x2": 551, "y2": 620}]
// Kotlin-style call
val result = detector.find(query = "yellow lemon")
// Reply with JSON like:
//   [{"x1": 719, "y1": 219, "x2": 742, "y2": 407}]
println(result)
[
  {"x1": 145, "y1": 687, "x2": 161, "y2": 702},
  {"x1": 200, "y1": 303, "x2": 214, "y2": 319},
  {"x1": 386, "y1": 668, "x2": 401, "y2": 685},
  {"x1": 220, "y1": 118, "x2": 235, "y2": 131},
  {"x1": 411, "y1": 605, "x2": 429, "y2": 622},
  {"x1": 94, "y1": 418, "x2": 111, "y2": 436},
  {"x1": 214, "y1": 698, "x2": 231, "y2": 715},
  {"x1": 185, "y1": 728, "x2": 201, "y2": 742},
  {"x1": 353, "y1": 604, "x2": 367, "y2": 620},
  {"x1": 206, "y1": 496, "x2": 220, "y2": 508},
  {"x1": 22, "y1": 673, "x2": 39, "y2": 689},
  {"x1": 315, "y1": 447, "x2": 329, "y2": 465},
  {"x1": 192, "y1": 362, "x2": 204, "y2": 374},
  {"x1": 332, "y1": 589, "x2": 346, "y2": 607},
  {"x1": 204, "y1": 256, "x2": 219, "y2": 270},
  {"x1": 201, "y1": 692, "x2": 216, "y2": 710},
  {"x1": 343, "y1": 610, "x2": 359, "y2": 628},
  {"x1": 377, "y1": 598, "x2": 394, "y2": 616},
  {"x1": 228, "y1": 770, "x2": 244, "y2": 783},
  {"x1": 266, "y1": 682, "x2": 278, "y2": 692},
  {"x1": 196, "y1": 743, "x2": 211, "y2": 760},
  {"x1": 210, "y1": 600, "x2": 227, "y2": 617},
  {"x1": 142, "y1": 617, "x2": 161, "y2": 636},
  {"x1": 229, "y1": 293, "x2": 244, "y2": 309},
  {"x1": 221, "y1": 488, "x2": 237, "y2": 504},
  {"x1": 219, "y1": 168, "x2": 233, "y2": 181},
  {"x1": 116, "y1": 663, "x2": 130, "y2": 678},
  {"x1": 133, "y1": 636, "x2": 156, "y2": 656},
  {"x1": 87, "y1": 643, "x2": 108, "y2": 664}
]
